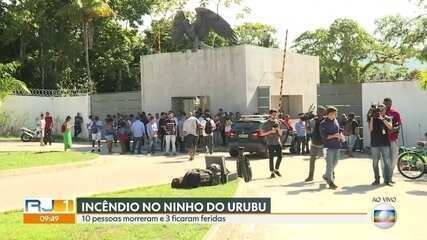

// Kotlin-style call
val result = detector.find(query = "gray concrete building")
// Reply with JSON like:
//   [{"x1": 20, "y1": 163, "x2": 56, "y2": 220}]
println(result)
[{"x1": 140, "y1": 45, "x2": 319, "y2": 116}]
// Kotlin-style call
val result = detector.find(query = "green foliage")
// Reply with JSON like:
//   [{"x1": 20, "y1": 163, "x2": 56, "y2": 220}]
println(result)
[
  {"x1": 293, "y1": 16, "x2": 426, "y2": 83},
  {"x1": 419, "y1": 70, "x2": 427, "y2": 89},
  {"x1": 235, "y1": 23, "x2": 278, "y2": 48},
  {"x1": 0, "y1": 62, "x2": 29, "y2": 101}
]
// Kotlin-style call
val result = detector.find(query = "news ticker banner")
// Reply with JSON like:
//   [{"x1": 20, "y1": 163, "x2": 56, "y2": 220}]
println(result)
[{"x1": 23, "y1": 197, "x2": 368, "y2": 224}]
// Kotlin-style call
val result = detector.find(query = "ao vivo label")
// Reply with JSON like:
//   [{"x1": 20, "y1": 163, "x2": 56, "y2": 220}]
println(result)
[{"x1": 23, "y1": 198, "x2": 76, "y2": 224}]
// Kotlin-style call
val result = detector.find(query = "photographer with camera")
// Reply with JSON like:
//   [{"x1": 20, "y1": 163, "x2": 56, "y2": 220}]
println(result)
[
  {"x1": 383, "y1": 98, "x2": 401, "y2": 184},
  {"x1": 261, "y1": 109, "x2": 283, "y2": 178},
  {"x1": 368, "y1": 104, "x2": 393, "y2": 186}
]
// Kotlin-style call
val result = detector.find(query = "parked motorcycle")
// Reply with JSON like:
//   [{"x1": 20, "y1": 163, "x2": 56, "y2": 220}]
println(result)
[{"x1": 20, "y1": 127, "x2": 42, "y2": 142}]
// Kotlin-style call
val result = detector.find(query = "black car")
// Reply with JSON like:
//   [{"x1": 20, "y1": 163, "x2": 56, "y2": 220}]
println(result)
[{"x1": 227, "y1": 115, "x2": 293, "y2": 157}]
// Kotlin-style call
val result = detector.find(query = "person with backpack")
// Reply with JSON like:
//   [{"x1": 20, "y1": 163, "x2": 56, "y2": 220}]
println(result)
[
  {"x1": 305, "y1": 106, "x2": 326, "y2": 182},
  {"x1": 62, "y1": 116, "x2": 73, "y2": 152},
  {"x1": 200, "y1": 114, "x2": 216, "y2": 155},
  {"x1": 90, "y1": 116, "x2": 103, "y2": 152}
]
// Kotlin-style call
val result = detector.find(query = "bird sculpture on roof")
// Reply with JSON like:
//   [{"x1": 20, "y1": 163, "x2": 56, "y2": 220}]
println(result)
[{"x1": 171, "y1": 7, "x2": 237, "y2": 51}]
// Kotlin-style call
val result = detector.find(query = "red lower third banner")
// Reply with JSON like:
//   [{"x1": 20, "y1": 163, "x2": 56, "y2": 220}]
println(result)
[{"x1": 23, "y1": 213, "x2": 76, "y2": 224}]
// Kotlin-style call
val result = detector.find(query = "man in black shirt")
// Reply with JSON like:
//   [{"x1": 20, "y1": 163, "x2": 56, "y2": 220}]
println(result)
[
  {"x1": 368, "y1": 104, "x2": 393, "y2": 186},
  {"x1": 305, "y1": 106, "x2": 326, "y2": 182}
]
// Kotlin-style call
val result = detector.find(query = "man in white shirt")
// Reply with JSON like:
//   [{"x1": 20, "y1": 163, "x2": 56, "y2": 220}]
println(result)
[
  {"x1": 146, "y1": 116, "x2": 158, "y2": 154},
  {"x1": 183, "y1": 112, "x2": 200, "y2": 160},
  {"x1": 200, "y1": 114, "x2": 216, "y2": 155},
  {"x1": 130, "y1": 116, "x2": 146, "y2": 154}
]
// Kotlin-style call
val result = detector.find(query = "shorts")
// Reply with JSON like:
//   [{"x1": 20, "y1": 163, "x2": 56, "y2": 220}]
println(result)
[
  {"x1": 185, "y1": 135, "x2": 197, "y2": 149},
  {"x1": 105, "y1": 134, "x2": 114, "y2": 142},
  {"x1": 92, "y1": 132, "x2": 102, "y2": 141}
]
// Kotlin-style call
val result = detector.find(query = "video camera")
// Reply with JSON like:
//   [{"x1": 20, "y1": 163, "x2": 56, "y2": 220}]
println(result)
[{"x1": 367, "y1": 104, "x2": 382, "y2": 119}]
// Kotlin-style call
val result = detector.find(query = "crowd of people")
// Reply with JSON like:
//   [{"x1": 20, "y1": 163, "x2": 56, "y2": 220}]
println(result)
[
  {"x1": 64, "y1": 109, "x2": 242, "y2": 158},
  {"x1": 37, "y1": 97, "x2": 404, "y2": 190}
]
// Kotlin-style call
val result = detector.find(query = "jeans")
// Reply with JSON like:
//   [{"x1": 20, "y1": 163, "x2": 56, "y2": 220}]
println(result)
[
  {"x1": 203, "y1": 135, "x2": 214, "y2": 154},
  {"x1": 324, "y1": 148, "x2": 339, "y2": 182},
  {"x1": 389, "y1": 140, "x2": 399, "y2": 180},
  {"x1": 213, "y1": 130, "x2": 222, "y2": 147},
  {"x1": 165, "y1": 135, "x2": 176, "y2": 154},
  {"x1": 305, "y1": 134, "x2": 312, "y2": 153},
  {"x1": 371, "y1": 146, "x2": 391, "y2": 183},
  {"x1": 295, "y1": 136, "x2": 307, "y2": 154},
  {"x1": 132, "y1": 137, "x2": 143, "y2": 153},
  {"x1": 268, "y1": 145, "x2": 283, "y2": 172},
  {"x1": 74, "y1": 126, "x2": 82, "y2": 138},
  {"x1": 44, "y1": 129, "x2": 52, "y2": 145},
  {"x1": 307, "y1": 144, "x2": 323, "y2": 178},
  {"x1": 149, "y1": 136, "x2": 158, "y2": 154}
]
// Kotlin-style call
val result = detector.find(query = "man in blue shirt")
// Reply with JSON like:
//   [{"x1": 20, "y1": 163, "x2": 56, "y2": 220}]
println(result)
[
  {"x1": 130, "y1": 116, "x2": 146, "y2": 154},
  {"x1": 320, "y1": 106, "x2": 344, "y2": 190}
]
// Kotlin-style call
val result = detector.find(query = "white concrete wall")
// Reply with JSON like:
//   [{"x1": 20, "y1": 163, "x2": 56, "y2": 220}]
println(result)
[
  {"x1": 245, "y1": 46, "x2": 320, "y2": 113},
  {"x1": 141, "y1": 45, "x2": 319, "y2": 114},
  {"x1": 0, "y1": 95, "x2": 91, "y2": 137},
  {"x1": 142, "y1": 46, "x2": 247, "y2": 113},
  {"x1": 362, "y1": 81, "x2": 427, "y2": 147}
]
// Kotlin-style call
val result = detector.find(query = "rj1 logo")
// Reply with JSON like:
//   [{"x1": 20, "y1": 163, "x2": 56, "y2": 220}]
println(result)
[{"x1": 24, "y1": 198, "x2": 74, "y2": 213}]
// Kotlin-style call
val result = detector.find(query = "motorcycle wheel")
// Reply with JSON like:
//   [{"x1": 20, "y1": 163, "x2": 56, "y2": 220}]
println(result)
[
  {"x1": 397, "y1": 152, "x2": 425, "y2": 179},
  {"x1": 21, "y1": 133, "x2": 32, "y2": 142}
]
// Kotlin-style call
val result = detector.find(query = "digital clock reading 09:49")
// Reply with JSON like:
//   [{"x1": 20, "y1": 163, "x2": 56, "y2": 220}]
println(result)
[{"x1": 23, "y1": 198, "x2": 76, "y2": 224}]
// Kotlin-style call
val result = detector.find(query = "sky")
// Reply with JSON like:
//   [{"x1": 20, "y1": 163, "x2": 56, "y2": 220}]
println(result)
[{"x1": 183, "y1": 0, "x2": 424, "y2": 46}]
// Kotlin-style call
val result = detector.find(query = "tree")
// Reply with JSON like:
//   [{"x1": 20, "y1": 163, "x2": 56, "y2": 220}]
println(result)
[
  {"x1": 293, "y1": 19, "x2": 375, "y2": 83},
  {"x1": 64, "y1": 0, "x2": 114, "y2": 93},
  {"x1": 234, "y1": 23, "x2": 278, "y2": 48},
  {"x1": 0, "y1": 62, "x2": 29, "y2": 101},
  {"x1": 292, "y1": 17, "x2": 426, "y2": 83}
]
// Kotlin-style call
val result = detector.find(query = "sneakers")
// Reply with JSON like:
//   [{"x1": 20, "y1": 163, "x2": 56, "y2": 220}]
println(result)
[
  {"x1": 273, "y1": 170, "x2": 282, "y2": 177},
  {"x1": 270, "y1": 173, "x2": 276, "y2": 178},
  {"x1": 91, "y1": 149, "x2": 95, "y2": 153},
  {"x1": 305, "y1": 177, "x2": 313, "y2": 182},
  {"x1": 371, "y1": 180, "x2": 380, "y2": 186},
  {"x1": 328, "y1": 181, "x2": 338, "y2": 190}
]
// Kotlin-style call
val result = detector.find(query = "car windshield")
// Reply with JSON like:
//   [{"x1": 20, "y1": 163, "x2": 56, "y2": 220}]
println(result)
[{"x1": 232, "y1": 121, "x2": 262, "y2": 133}]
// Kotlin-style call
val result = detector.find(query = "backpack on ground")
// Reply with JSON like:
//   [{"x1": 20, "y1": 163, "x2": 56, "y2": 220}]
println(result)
[
  {"x1": 171, "y1": 168, "x2": 215, "y2": 189},
  {"x1": 205, "y1": 119, "x2": 213, "y2": 134}
]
